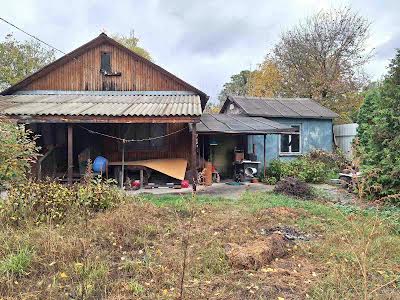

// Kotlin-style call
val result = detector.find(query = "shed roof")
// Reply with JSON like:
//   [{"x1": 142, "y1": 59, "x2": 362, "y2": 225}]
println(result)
[
  {"x1": 0, "y1": 91, "x2": 201, "y2": 117},
  {"x1": 197, "y1": 114, "x2": 297, "y2": 134},
  {"x1": 222, "y1": 95, "x2": 338, "y2": 119}
]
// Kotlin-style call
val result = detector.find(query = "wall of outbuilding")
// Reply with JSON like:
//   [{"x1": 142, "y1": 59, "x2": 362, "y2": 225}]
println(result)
[{"x1": 247, "y1": 118, "x2": 334, "y2": 169}]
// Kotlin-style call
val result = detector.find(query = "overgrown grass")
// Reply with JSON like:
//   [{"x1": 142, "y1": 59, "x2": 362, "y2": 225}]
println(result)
[
  {"x1": 139, "y1": 191, "x2": 400, "y2": 299},
  {"x1": 0, "y1": 189, "x2": 399, "y2": 299}
]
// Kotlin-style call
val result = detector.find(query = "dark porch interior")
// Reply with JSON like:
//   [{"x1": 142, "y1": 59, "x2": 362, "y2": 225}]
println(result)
[{"x1": 29, "y1": 122, "x2": 195, "y2": 185}]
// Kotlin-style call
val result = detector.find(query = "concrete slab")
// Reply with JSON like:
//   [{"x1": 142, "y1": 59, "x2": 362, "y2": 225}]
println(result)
[{"x1": 127, "y1": 182, "x2": 274, "y2": 200}]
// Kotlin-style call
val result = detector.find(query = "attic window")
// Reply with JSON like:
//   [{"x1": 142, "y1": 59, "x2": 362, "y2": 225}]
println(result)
[
  {"x1": 100, "y1": 52, "x2": 121, "y2": 76},
  {"x1": 101, "y1": 52, "x2": 111, "y2": 73}
]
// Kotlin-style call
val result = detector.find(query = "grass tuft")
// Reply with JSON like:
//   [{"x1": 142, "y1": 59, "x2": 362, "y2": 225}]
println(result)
[{"x1": 0, "y1": 246, "x2": 33, "y2": 277}]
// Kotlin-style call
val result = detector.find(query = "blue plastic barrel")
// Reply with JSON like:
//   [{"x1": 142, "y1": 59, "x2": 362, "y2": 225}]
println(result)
[{"x1": 93, "y1": 156, "x2": 108, "y2": 173}]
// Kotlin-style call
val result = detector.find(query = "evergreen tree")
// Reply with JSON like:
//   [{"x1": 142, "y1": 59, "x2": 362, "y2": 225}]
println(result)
[{"x1": 357, "y1": 49, "x2": 400, "y2": 204}]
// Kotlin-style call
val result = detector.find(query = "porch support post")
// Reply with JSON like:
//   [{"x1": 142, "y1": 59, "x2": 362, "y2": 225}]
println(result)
[
  {"x1": 191, "y1": 123, "x2": 198, "y2": 185},
  {"x1": 263, "y1": 134, "x2": 266, "y2": 178},
  {"x1": 67, "y1": 124, "x2": 73, "y2": 184}
]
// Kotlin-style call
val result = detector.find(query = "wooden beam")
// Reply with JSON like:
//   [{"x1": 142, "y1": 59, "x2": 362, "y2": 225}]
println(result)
[
  {"x1": 11, "y1": 115, "x2": 200, "y2": 124},
  {"x1": 67, "y1": 124, "x2": 73, "y2": 184},
  {"x1": 191, "y1": 122, "x2": 198, "y2": 185},
  {"x1": 140, "y1": 169, "x2": 144, "y2": 189}
]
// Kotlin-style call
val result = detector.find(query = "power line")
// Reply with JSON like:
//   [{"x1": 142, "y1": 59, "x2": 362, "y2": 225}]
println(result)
[
  {"x1": 0, "y1": 17, "x2": 100, "y2": 75},
  {"x1": 0, "y1": 17, "x2": 66, "y2": 55},
  {"x1": 77, "y1": 124, "x2": 188, "y2": 143}
]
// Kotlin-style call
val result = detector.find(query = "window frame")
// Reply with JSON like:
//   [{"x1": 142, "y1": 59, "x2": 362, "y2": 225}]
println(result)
[
  {"x1": 100, "y1": 52, "x2": 112, "y2": 74},
  {"x1": 279, "y1": 124, "x2": 302, "y2": 156}
]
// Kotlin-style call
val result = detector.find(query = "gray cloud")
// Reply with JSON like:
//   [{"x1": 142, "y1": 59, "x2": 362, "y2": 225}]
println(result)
[{"x1": 375, "y1": 32, "x2": 400, "y2": 60}]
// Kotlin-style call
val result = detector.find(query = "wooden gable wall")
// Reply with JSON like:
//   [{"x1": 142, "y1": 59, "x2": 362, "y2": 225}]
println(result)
[{"x1": 20, "y1": 42, "x2": 189, "y2": 92}]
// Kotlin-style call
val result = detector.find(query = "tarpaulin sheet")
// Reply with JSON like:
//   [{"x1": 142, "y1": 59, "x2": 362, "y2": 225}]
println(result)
[{"x1": 109, "y1": 158, "x2": 188, "y2": 180}]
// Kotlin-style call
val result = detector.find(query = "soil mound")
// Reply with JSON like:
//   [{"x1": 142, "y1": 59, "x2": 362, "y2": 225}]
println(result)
[{"x1": 225, "y1": 233, "x2": 289, "y2": 270}]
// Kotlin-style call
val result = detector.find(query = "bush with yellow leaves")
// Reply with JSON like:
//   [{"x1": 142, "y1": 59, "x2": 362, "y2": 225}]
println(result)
[{"x1": 0, "y1": 177, "x2": 125, "y2": 225}]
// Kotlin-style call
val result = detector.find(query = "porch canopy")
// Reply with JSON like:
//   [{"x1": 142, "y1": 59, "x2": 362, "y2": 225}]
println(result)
[
  {"x1": 197, "y1": 114, "x2": 297, "y2": 135},
  {"x1": 0, "y1": 91, "x2": 201, "y2": 122},
  {"x1": 0, "y1": 91, "x2": 202, "y2": 185}
]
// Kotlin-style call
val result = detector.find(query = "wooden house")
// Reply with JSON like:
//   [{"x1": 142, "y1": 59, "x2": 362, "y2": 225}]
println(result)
[{"x1": 0, "y1": 33, "x2": 208, "y2": 185}]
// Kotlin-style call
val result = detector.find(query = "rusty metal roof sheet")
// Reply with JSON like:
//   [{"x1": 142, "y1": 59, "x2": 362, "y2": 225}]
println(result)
[
  {"x1": 197, "y1": 114, "x2": 297, "y2": 134},
  {"x1": 224, "y1": 96, "x2": 338, "y2": 119},
  {"x1": 0, "y1": 92, "x2": 202, "y2": 117}
]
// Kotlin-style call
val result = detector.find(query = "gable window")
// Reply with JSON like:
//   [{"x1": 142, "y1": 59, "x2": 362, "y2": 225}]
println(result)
[
  {"x1": 100, "y1": 52, "x2": 111, "y2": 74},
  {"x1": 280, "y1": 125, "x2": 301, "y2": 155}
]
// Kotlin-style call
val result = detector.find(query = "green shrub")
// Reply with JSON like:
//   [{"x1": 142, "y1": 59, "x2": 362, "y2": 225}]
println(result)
[
  {"x1": 267, "y1": 159, "x2": 285, "y2": 180},
  {"x1": 0, "y1": 178, "x2": 125, "y2": 225},
  {"x1": 0, "y1": 119, "x2": 39, "y2": 189},
  {"x1": 267, "y1": 155, "x2": 331, "y2": 183},
  {"x1": 2, "y1": 180, "x2": 74, "y2": 224},
  {"x1": 261, "y1": 176, "x2": 277, "y2": 185}
]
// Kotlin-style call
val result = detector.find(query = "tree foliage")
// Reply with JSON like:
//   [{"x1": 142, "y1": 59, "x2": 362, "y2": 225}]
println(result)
[
  {"x1": 248, "y1": 57, "x2": 283, "y2": 98},
  {"x1": 0, "y1": 33, "x2": 55, "y2": 91},
  {"x1": 274, "y1": 7, "x2": 371, "y2": 100},
  {"x1": 0, "y1": 119, "x2": 39, "y2": 189},
  {"x1": 218, "y1": 8, "x2": 370, "y2": 122},
  {"x1": 356, "y1": 49, "x2": 400, "y2": 204},
  {"x1": 112, "y1": 30, "x2": 152, "y2": 61},
  {"x1": 218, "y1": 70, "x2": 252, "y2": 105}
]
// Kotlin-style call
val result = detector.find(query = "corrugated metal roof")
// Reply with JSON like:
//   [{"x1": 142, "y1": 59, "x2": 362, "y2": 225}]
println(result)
[
  {"x1": 197, "y1": 114, "x2": 297, "y2": 134},
  {"x1": 0, "y1": 92, "x2": 202, "y2": 117},
  {"x1": 225, "y1": 96, "x2": 338, "y2": 119}
]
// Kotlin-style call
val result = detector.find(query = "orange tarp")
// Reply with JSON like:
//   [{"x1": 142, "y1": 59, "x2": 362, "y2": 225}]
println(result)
[{"x1": 109, "y1": 158, "x2": 188, "y2": 180}]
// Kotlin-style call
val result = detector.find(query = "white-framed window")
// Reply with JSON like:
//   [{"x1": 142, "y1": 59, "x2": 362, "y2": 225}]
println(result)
[{"x1": 279, "y1": 124, "x2": 301, "y2": 155}]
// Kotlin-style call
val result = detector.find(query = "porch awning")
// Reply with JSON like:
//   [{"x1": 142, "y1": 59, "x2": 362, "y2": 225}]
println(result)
[{"x1": 197, "y1": 114, "x2": 297, "y2": 135}]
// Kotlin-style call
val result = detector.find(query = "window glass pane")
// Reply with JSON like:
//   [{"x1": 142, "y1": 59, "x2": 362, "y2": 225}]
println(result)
[
  {"x1": 290, "y1": 134, "x2": 300, "y2": 152},
  {"x1": 101, "y1": 52, "x2": 111, "y2": 73},
  {"x1": 281, "y1": 134, "x2": 290, "y2": 152}
]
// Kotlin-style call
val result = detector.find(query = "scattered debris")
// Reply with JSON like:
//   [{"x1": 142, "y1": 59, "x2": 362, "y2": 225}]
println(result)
[
  {"x1": 225, "y1": 233, "x2": 289, "y2": 270},
  {"x1": 261, "y1": 226, "x2": 313, "y2": 241}
]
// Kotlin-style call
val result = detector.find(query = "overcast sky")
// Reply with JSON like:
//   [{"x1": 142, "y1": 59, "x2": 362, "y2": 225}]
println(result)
[{"x1": 1, "y1": 0, "x2": 399, "y2": 103}]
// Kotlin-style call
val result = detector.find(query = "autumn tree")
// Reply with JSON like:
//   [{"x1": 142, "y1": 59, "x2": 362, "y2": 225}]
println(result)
[
  {"x1": 112, "y1": 30, "x2": 152, "y2": 61},
  {"x1": 273, "y1": 7, "x2": 371, "y2": 101},
  {"x1": 218, "y1": 70, "x2": 252, "y2": 105},
  {"x1": 248, "y1": 56, "x2": 283, "y2": 98},
  {"x1": 0, "y1": 33, "x2": 55, "y2": 91}
]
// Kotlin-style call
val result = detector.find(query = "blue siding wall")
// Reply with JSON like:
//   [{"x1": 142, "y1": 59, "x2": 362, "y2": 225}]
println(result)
[{"x1": 248, "y1": 118, "x2": 333, "y2": 169}]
